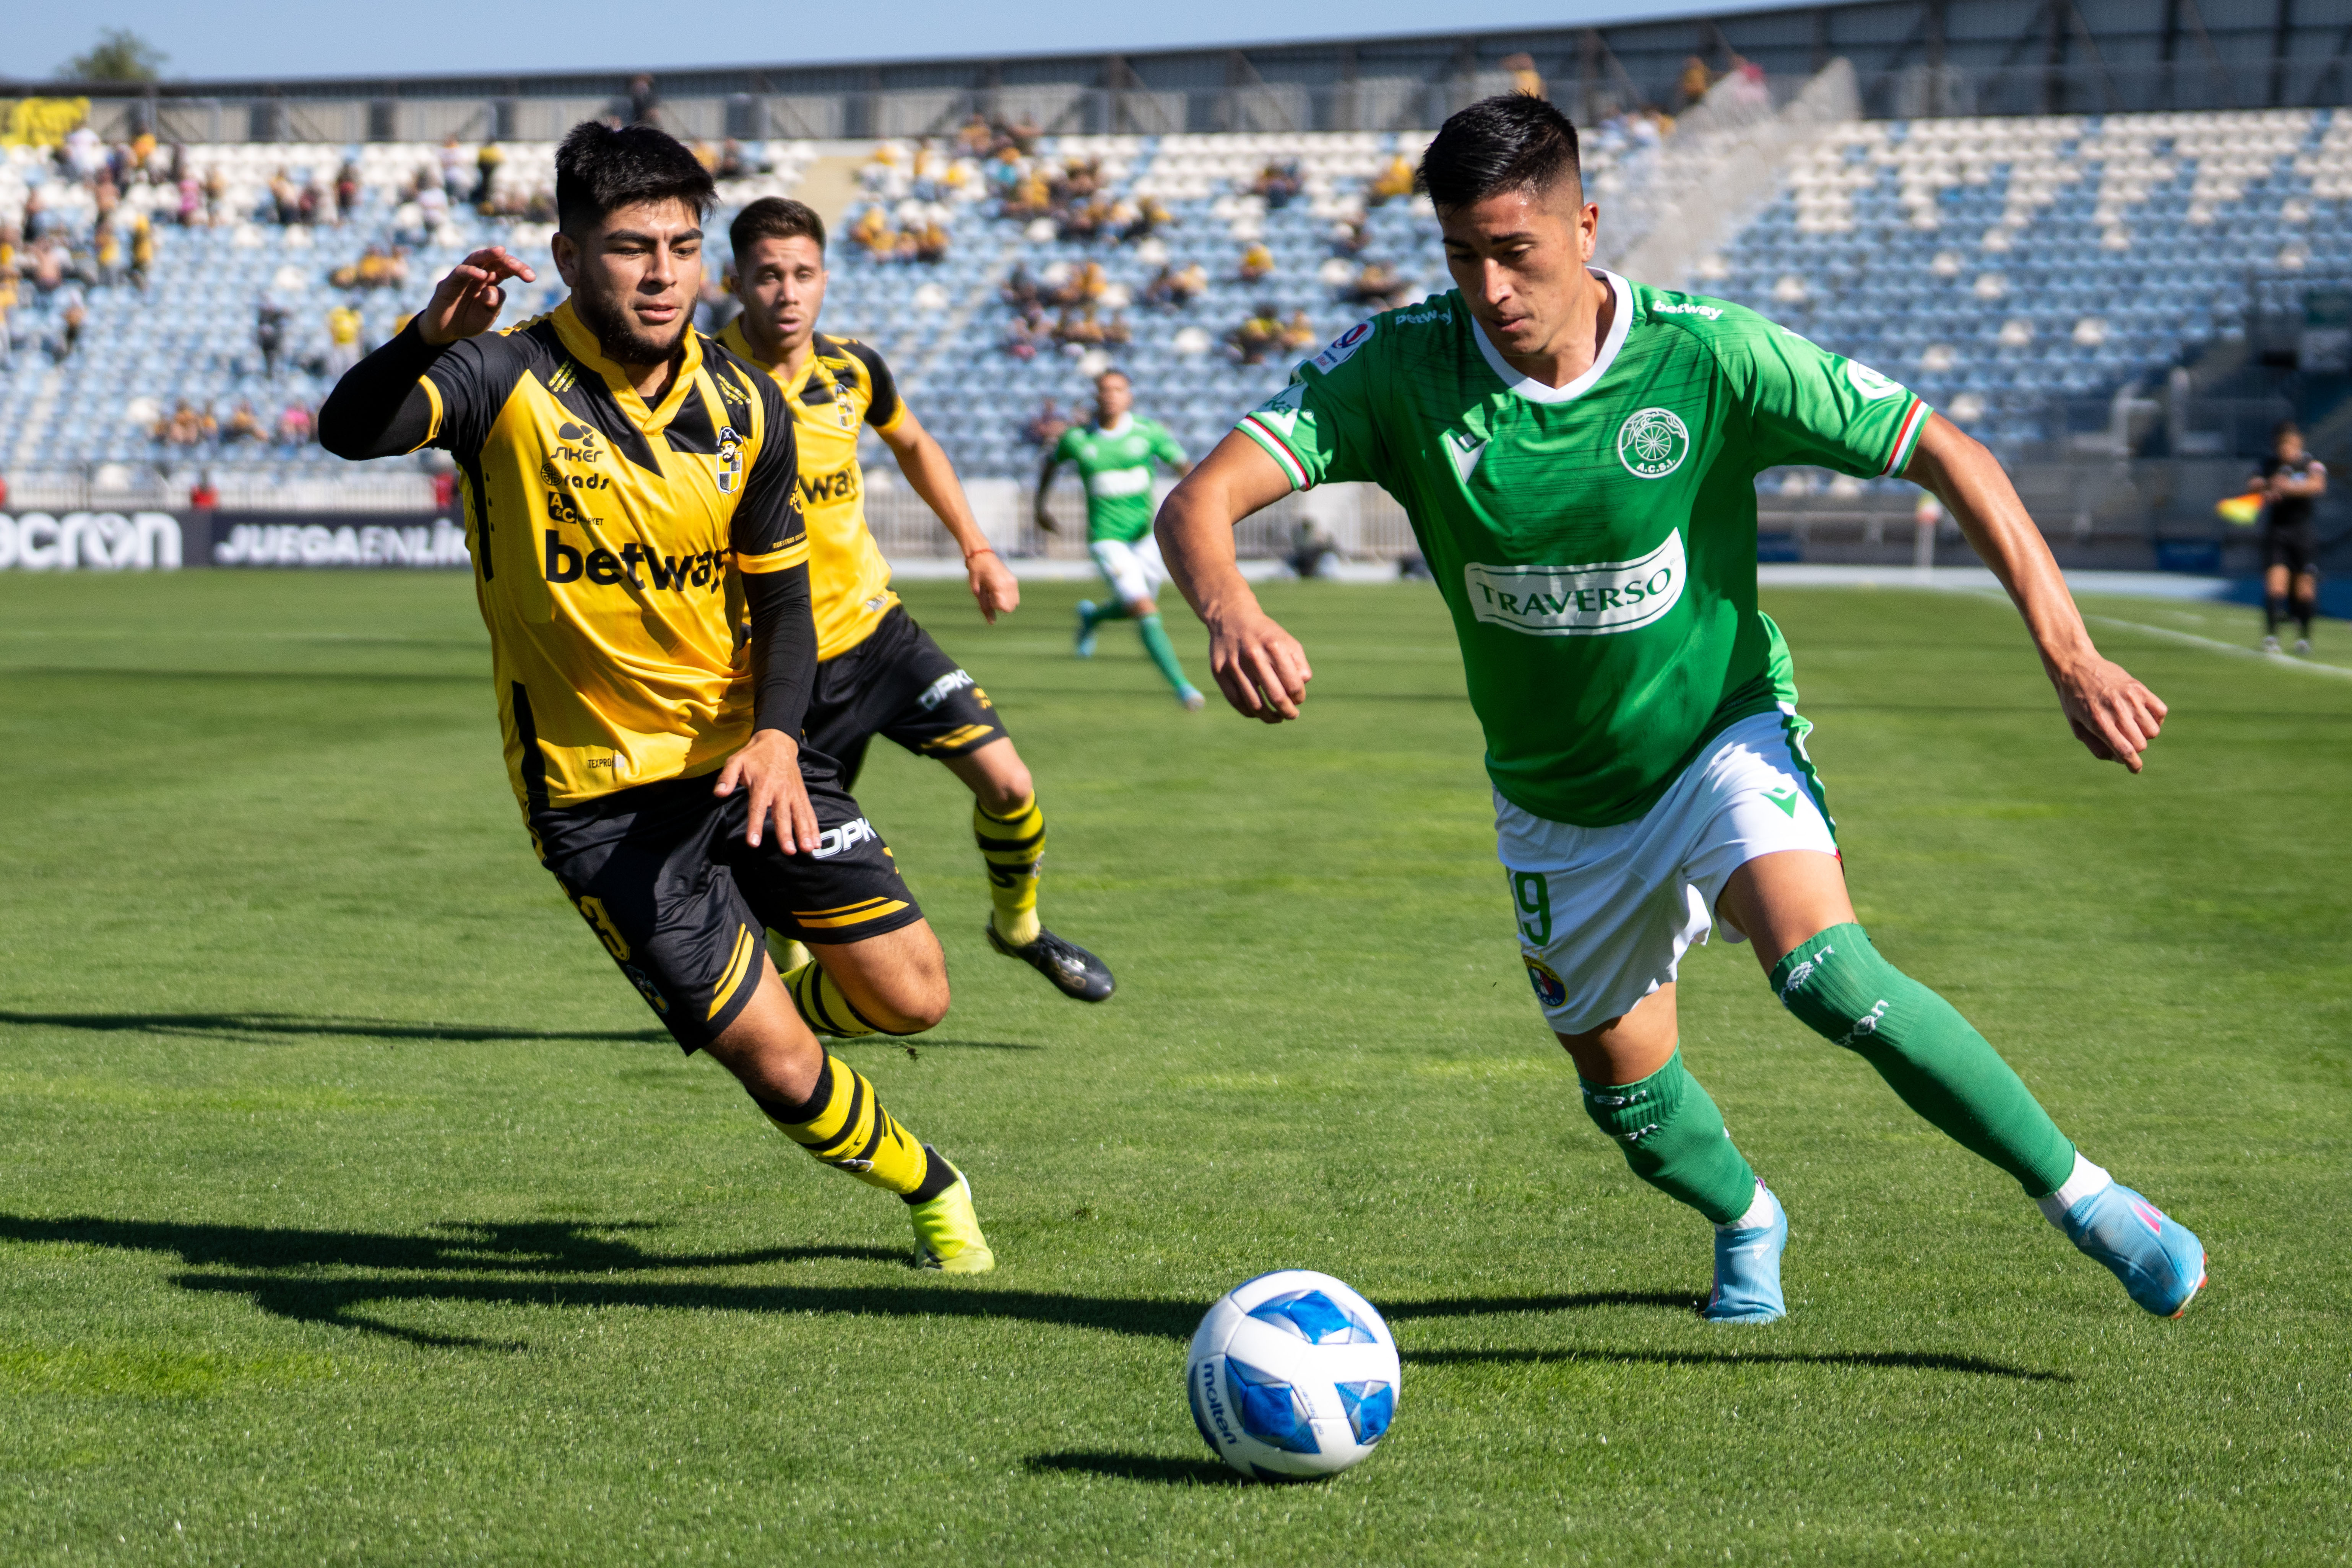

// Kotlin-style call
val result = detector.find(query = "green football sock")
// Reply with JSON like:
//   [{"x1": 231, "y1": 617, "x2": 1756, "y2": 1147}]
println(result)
[
  {"x1": 1579, "y1": 1048, "x2": 1759, "y2": 1225},
  {"x1": 1770, "y1": 923, "x2": 2074, "y2": 1197},
  {"x1": 1085, "y1": 599, "x2": 1131, "y2": 629},
  {"x1": 1137, "y1": 614, "x2": 1192, "y2": 694}
]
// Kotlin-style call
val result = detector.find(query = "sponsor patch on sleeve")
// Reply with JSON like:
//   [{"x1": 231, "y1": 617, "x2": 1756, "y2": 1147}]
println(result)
[{"x1": 1311, "y1": 319, "x2": 1374, "y2": 372}]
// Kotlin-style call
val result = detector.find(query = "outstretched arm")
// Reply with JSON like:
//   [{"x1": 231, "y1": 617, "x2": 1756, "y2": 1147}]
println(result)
[
  {"x1": 1154, "y1": 432, "x2": 1312, "y2": 722},
  {"x1": 318, "y1": 246, "x2": 536, "y2": 460},
  {"x1": 877, "y1": 407, "x2": 1018, "y2": 621},
  {"x1": 1903, "y1": 413, "x2": 2166, "y2": 772}
]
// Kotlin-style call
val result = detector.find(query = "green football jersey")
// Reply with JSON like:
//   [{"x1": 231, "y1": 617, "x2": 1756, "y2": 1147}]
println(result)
[
  {"x1": 1236, "y1": 273, "x2": 1932, "y2": 827},
  {"x1": 1054, "y1": 415, "x2": 1187, "y2": 543}
]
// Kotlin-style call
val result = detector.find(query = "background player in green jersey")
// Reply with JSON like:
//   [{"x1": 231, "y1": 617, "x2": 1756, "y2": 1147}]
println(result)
[
  {"x1": 1159, "y1": 96, "x2": 2204, "y2": 1324},
  {"x1": 1036, "y1": 369, "x2": 1204, "y2": 708}
]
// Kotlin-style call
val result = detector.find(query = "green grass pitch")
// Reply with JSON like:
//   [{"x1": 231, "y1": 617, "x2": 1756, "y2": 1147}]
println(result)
[{"x1": 1, "y1": 570, "x2": 2346, "y2": 1565}]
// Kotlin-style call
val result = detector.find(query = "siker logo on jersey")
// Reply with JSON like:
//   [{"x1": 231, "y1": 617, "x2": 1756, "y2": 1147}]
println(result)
[
  {"x1": 1463, "y1": 533, "x2": 1687, "y2": 638},
  {"x1": 1312, "y1": 320, "x2": 1374, "y2": 372},
  {"x1": 1616, "y1": 407, "x2": 1690, "y2": 479}
]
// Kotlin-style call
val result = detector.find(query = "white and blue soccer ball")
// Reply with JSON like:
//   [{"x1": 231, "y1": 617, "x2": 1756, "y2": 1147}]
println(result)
[{"x1": 1185, "y1": 1269, "x2": 1402, "y2": 1481}]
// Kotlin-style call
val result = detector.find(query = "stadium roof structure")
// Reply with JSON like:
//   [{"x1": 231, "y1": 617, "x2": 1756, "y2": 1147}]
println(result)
[{"x1": 10, "y1": 0, "x2": 2352, "y2": 143}]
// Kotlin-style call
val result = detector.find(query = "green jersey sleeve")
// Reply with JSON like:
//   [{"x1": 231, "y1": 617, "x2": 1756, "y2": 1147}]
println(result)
[
  {"x1": 1717, "y1": 314, "x2": 1933, "y2": 479},
  {"x1": 1235, "y1": 318, "x2": 1386, "y2": 490},
  {"x1": 1146, "y1": 420, "x2": 1187, "y2": 468}
]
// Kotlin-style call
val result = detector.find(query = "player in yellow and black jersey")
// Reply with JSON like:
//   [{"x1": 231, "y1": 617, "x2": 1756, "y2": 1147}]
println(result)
[
  {"x1": 319, "y1": 123, "x2": 993, "y2": 1273},
  {"x1": 722, "y1": 197, "x2": 1115, "y2": 1007}
]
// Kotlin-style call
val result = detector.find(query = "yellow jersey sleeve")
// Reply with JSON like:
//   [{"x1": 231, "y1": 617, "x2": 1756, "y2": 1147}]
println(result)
[
  {"x1": 731, "y1": 369, "x2": 809, "y2": 576},
  {"x1": 842, "y1": 339, "x2": 907, "y2": 435}
]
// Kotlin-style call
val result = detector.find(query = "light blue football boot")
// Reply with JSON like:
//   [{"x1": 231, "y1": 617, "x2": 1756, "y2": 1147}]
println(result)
[
  {"x1": 1074, "y1": 601, "x2": 1099, "y2": 659},
  {"x1": 2062, "y1": 1184, "x2": 2206, "y2": 1318},
  {"x1": 1702, "y1": 1186, "x2": 1788, "y2": 1324}
]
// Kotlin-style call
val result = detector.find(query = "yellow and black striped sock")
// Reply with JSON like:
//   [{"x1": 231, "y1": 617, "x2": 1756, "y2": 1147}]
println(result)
[
  {"x1": 757, "y1": 1055, "x2": 953, "y2": 1201},
  {"x1": 975, "y1": 793, "x2": 1045, "y2": 947},
  {"x1": 782, "y1": 958, "x2": 889, "y2": 1039}
]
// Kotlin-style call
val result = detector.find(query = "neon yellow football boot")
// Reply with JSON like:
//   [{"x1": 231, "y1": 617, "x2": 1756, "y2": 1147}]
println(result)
[{"x1": 909, "y1": 1152, "x2": 996, "y2": 1274}]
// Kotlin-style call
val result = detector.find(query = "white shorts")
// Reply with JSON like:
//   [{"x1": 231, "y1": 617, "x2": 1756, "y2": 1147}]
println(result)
[
  {"x1": 1090, "y1": 536, "x2": 1168, "y2": 606},
  {"x1": 1499, "y1": 708, "x2": 1839, "y2": 1036}
]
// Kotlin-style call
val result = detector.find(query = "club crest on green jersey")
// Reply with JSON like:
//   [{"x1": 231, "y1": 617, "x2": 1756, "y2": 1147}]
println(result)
[{"x1": 1616, "y1": 408, "x2": 1689, "y2": 479}]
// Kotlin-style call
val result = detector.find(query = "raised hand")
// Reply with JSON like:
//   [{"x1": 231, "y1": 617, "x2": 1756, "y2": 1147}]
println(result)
[{"x1": 417, "y1": 247, "x2": 537, "y2": 346}]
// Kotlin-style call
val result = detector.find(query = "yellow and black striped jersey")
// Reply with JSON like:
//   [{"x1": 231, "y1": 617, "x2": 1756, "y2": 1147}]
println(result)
[
  {"x1": 717, "y1": 322, "x2": 905, "y2": 660},
  {"x1": 415, "y1": 299, "x2": 806, "y2": 811}
]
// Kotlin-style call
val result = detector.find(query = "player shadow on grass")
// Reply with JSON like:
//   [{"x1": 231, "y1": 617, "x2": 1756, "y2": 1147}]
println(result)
[
  {"x1": 0, "y1": 1010, "x2": 676, "y2": 1045},
  {"x1": 0, "y1": 1214, "x2": 2071, "y2": 1380}
]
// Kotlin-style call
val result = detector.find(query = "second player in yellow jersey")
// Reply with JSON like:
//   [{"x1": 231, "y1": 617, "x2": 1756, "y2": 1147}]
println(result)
[{"x1": 725, "y1": 196, "x2": 1116, "y2": 1006}]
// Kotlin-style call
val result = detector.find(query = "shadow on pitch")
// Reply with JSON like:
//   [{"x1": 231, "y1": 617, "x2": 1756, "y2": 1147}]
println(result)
[
  {"x1": 1409, "y1": 1346, "x2": 2068, "y2": 1383},
  {"x1": 1025, "y1": 1451, "x2": 1245, "y2": 1487},
  {"x1": 0, "y1": 1010, "x2": 670, "y2": 1046},
  {"x1": 2, "y1": 1214, "x2": 2068, "y2": 1381}
]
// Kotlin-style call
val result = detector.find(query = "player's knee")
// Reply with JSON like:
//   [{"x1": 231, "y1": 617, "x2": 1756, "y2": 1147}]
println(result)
[
  {"x1": 870, "y1": 972, "x2": 950, "y2": 1033},
  {"x1": 975, "y1": 759, "x2": 1035, "y2": 818}
]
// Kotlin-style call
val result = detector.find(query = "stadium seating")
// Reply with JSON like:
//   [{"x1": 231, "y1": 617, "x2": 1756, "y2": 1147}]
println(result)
[{"x1": 4, "y1": 107, "x2": 2348, "y2": 497}]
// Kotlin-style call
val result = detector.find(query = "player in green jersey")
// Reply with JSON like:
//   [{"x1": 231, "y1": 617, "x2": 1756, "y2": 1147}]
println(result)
[
  {"x1": 1038, "y1": 368, "x2": 1205, "y2": 708},
  {"x1": 1158, "y1": 95, "x2": 2205, "y2": 1323}
]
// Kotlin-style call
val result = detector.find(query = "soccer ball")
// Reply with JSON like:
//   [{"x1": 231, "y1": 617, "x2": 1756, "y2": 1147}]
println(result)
[{"x1": 1185, "y1": 1269, "x2": 1402, "y2": 1481}]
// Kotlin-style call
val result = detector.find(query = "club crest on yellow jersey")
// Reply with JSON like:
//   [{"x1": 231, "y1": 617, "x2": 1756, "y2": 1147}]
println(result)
[{"x1": 716, "y1": 424, "x2": 744, "y2": 494}]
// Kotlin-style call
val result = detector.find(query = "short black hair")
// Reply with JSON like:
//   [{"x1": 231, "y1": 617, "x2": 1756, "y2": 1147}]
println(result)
[
  {"x1": 1416, "y1": 94, "x2": 1583, "y2": 212},
  {"x1": 2275, "y1": 419, "x2": 2303, "y2": 442},
  {"x1": 554, "y1": 120, "x2": 715, "y2": 236},
  {"x1": 730, "y1": 197, "x2": 825, "y2": 260}
]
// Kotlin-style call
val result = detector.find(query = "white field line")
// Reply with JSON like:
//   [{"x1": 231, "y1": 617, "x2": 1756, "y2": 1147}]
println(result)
[{"x1": 2077, "y1": 613, "x2": 2352, "y2": 682}]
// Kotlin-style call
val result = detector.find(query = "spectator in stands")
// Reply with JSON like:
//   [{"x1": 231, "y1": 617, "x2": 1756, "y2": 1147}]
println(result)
[
  {"x1": 223, "y1": 400, "x2": 264, "y2": 443},
  {"x1": 1251, "y1": 160, "x2": 1303, "y2": 209},
  {"x1": 1239, "y1": 240, "x2": 1276, "y2": 284},
  {"x1": 188, "y1": 472, "x2": 218, "y2": 510},
  {"x1": 628, "y1": 75, "x2": 661, "y2": 127},
  {"x1": 1368, "y1": 152, "x2": 1415, "y2": 205},
  {"x1": 1331, "y1": 216, "x2": 1370, "y2": 256},
  {"x1": 439, "y1": 138, "x2": 468, "y2": 205},
  {"x1": 50, "y1": 297, "x2": 86, "y2": 362},
  {"x1": 256, "y1": 300, "x2": 288, "y2": 379},
  {"x1": 1285, "y1": 517, "x2": 1341, "y2": 579},
  {"x1": 1280, "y1": 310, "x2": 1317, "y2": 352},
  {"x1": 1006, "y1": 112, "x2": 1042, "y2": 153},
  {"x1": 94, "y1": 222, "x2": 122, "y2": 288},
  {"x1": 324, "y1": 302, "x2": 364, "y2": 377},
  {"x1": 849, "y1": 205, "x2": 893, "y2": 257},
  {"x1": 128, "y1": 213, "x2": 153, "y2": 288},
  {"x1": 717, "y1": 139, "x2": 749, "y2": 179},
  {"x1": 1123, "y1": 194, "x2": 1174, "y2": 243},
  {"x1": 175, "y1": 172, "x2": 203, "y2": 227},
  {"x1": 914, "y1": 218, "x2": 951, "y2": 264},
  {"x1": 1230, "y1": 304, "x2": 1283, "y2": 366},
  {"x1": 276, "y1": 402, "x2": 313, "y2": 448},
  {"x1": 473, "y1": 141, "x2": 503, "y2": 208},
  {"x1": 1050, "y1": 260, "x2": 1108, "y2": 308},
  {"x1": 1002, "y1": 262, "x2": 1042, "y2": 309},
  {"x1": 336, "y1": 159, "x2": 361, "y2": 220},
  {"x1": 1345, "y1": 259, "x2": 1409, "y2": 307},
  {"x1": 1002, "y1": 312, "x2": 1042, "y2": 361},
  {"x1": 1502, "y1": 52, "x2": 1547, "y2": 99},
  {"x1": 1678, "y1": 55, "x2": 1717, "y2": 108}
]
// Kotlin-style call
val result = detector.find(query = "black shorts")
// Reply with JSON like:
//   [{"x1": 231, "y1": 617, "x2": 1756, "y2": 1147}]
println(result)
[
  {"x1": 802, "y1": 605, "x2": 1010, "y2": 788},
  {"x1": 2265, "y1": 526, "x2": 2319, "y2": 577},
  {"x1": 531, "y1": 760, "x2": 923, "y2": 1054}
]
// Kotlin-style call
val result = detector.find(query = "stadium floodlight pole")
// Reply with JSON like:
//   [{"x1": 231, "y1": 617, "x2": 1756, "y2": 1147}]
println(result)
[{"x1": 1157, "y1": 91, "x2": 2205, "y2": 1326}]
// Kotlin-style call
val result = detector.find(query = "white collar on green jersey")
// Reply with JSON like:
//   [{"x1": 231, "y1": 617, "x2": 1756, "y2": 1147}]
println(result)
[
  {"x1": 1094, "y1": 414, "x2": 1135, "y2": 437},
  {"x1": 1469, "y1": 268, "x2": 1633, "y2": 405}
]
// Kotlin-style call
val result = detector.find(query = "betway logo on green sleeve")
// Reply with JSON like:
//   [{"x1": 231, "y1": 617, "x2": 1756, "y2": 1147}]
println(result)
[{"x1": 1464, "y1": 533, "x2": 1685, "y2": 636}]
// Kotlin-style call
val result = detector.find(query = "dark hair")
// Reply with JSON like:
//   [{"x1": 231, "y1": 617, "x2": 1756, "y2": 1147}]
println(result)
[
  {"x1": 2275, "y1": 419, "x2": 2303, "y2": 442},
  {"x1": 1416, "y1": 94, "x2": 1583, "y2": 211},
  {"x1": 554, "y1": 120, "x2": 715, "y2": 236},
  {"x1": 730, "y1": 197, "x2": 825, "y2": 260},
  {"x1": 1095, "y1": 367, "x2": 1129, "y2": 383}
]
